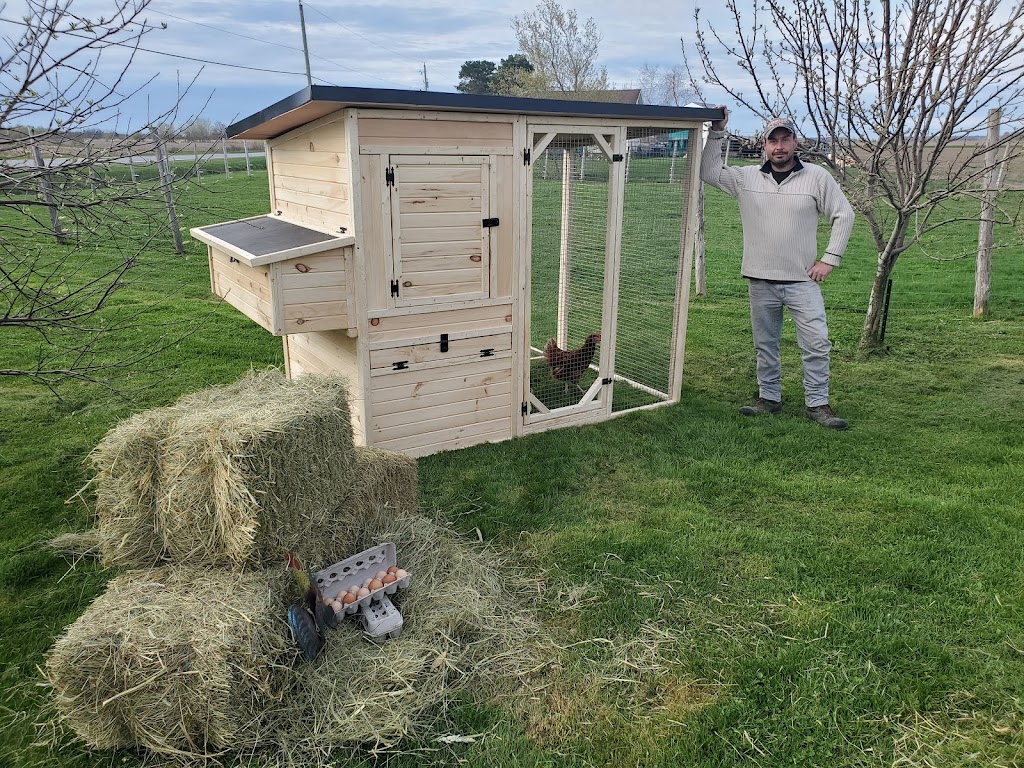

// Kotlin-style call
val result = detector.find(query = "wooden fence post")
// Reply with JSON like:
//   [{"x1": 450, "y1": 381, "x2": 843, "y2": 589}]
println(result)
[
  {"x1": 154, "y1": 137, "x2": 185, "y2": 254},
  {"x1": 127, "y1": 151, "x2": 137, "y2": 184},
  {"x1": 243, "y1": 140, "x2": 252, "y2": 176},
  {"x1": 974, "y1": 107, "x2": 1000, "y2": 318},
  {"x1": 30, "y1": 133, "x2": 66, "y2": 244}
]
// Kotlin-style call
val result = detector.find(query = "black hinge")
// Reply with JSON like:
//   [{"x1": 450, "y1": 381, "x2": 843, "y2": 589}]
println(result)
[
  {"x1": 229, "y1": 256, "x2": 239, "y2": 263},
  {"x1": 385, "y1": 167, "x2": 395, "y2": 186},
  {"x1": 440, "y1": 333, "x2": 449, "y2": 353},
  {"x1": 521, "y1": 401, "x2": 528, "y2": 416},
  {"x1": 612, "y1": 154, "x2": 624, "y2": 162},
  {"x1": 390, "y1": 279, "x2": 399, "y2": 297},
  {"x1": 482, "y1": 217, "x2": 499, "y2": 228},
  {"x1": 524, "y1": 148, "x2": 531, "y2": 165},
  {"x1": 480, "y1": 348, "x2": 495, "y2": 357},
  {"x1": 392, "y1": 361, "x2": 409, "y2": 371},
  {"x1": 602, "y1": 377, "x2": 613, "y2": 385}
]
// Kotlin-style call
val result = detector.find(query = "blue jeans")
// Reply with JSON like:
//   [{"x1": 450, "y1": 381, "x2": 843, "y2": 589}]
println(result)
[{"x1": 747, "y1": 279, "x2": 832, "y2": 407}]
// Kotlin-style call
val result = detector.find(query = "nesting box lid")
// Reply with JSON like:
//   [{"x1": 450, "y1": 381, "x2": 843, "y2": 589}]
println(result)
[{"x1": 190, "y1": 215, "x2": 355, "y2": 267}]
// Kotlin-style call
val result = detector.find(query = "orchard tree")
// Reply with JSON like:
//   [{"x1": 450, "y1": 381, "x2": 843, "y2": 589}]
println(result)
[
  {"x1": 637, "y1": 63, "x2": 696, "y2": 106},
  {"x1": 511, "y1": 0, "x2": 610, "y2": 97},
  {"x1": 687, "y1": 0, "x2": 1024, "y2": 349},
  {"x1": 1, "y1": 0, "x2": 201, "y2": 390}
]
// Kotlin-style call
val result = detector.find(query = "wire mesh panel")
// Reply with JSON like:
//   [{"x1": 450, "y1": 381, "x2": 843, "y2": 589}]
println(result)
[
  {"x1": 528, "y1": 135, "x2": 611, "y2": 415},
  {"x1": 611, "y1": 127, "x2": 692, "y2": 413}
]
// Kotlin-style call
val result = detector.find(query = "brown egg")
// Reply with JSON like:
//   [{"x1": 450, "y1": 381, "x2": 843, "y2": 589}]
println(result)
[
  {"x1": 369, "y1": 578, "x2": 384, "y2": 591},
  {"x1": 386, "y1": 566, "x2": 399, "y2": 575},
  {"x1": 375, "y1": 570, "x2": 387, "y2": 580},
  {"x1": 395, "y1": 569, "x2": 408, "y2": 579},
  {"x1": 382, "y1": 573, "x2": 397, "y2": 585},
  {"x1": 342, "y1": 592, "x2": 358, "y2": 605},
  {"x1": 357, "y1": 587, "x2": 370, "y2": 598}
]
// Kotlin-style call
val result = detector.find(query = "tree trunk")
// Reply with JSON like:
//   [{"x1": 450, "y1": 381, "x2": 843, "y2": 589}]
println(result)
[
  {"x1": 859, "y1": 255, "x2": 896, "y2": 350},
  {"x1": 974, "y1": 108, "x2": 1000, "y2": 318}
]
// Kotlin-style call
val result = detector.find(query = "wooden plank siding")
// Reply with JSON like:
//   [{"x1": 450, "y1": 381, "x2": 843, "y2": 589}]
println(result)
[
  {"x1": 283, "y1": 330, "x2": 366, "y2": 443},
  {"x1": 269, "y1": 120, "x2": 352, "y2": 232},
  {"x1": 358, "y1": 117, "x2": 513, "y2": 148},
  {"x1": 209, "y1": 244, "x2": 352, "y2": 336},
  {"x1": 209, "y1": 246, "x2": 274, "y2": 332},
  {"x1": 368, "y1": 351, "x2": 513, "y2": 456}
]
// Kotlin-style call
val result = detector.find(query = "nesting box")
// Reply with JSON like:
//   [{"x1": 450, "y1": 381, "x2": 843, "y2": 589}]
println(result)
[{"x1": 191, "y1": 86, "x2": 719, "y2": 457}]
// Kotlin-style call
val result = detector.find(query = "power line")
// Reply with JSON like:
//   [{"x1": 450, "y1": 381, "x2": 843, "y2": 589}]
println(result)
[
  {"x1": 146, "y1": 9, "x2": 407, "y2": 87},
  {"x1": 302, "y1": 2, "x2": 422, "y2": 64}
]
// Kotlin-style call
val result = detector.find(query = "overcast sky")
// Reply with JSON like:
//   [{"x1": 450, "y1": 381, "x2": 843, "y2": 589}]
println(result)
[{"x1": 3, "y1": 0, "x2": 762, "y2": 135}]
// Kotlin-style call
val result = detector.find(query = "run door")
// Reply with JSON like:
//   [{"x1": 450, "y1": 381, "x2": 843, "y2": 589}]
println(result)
[{"x1": 521, "y1": 126, "x2": 625, "y2": 433}]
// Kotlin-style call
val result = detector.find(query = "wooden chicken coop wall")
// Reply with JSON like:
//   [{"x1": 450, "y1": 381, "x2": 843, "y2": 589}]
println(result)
[
  {"x1": 267, "y1": 115, "x2": 353, "y2": 233},
  {"x1": 269, "y1": 110, "x2": 520, "y2": 456}
]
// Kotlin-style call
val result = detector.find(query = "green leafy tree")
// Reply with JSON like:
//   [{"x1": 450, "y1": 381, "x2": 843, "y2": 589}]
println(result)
[
  {"x1": 456, "y1": 60, "x2": 497, "y2": 95},
  {"x1": 491, "y1": 54, "x2": 535, "y2": 96}
]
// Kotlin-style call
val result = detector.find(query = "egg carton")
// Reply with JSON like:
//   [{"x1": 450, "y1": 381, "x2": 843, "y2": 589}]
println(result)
[
  {"x1": 313, "y1": 542, "x2": 411, "y2": 616},
  {"x1": 358, "y1": 594, "x2": 404, "y2": 641}
]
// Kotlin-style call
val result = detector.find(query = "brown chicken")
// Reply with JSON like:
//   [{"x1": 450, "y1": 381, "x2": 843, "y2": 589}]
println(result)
[{"x1": 544, "y1": 332, "x2": 601, "y2": 392}]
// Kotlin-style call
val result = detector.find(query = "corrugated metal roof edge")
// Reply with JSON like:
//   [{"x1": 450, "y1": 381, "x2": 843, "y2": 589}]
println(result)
[{"x1": 228, "y1": 85, "x2": 723, "y2": 140}]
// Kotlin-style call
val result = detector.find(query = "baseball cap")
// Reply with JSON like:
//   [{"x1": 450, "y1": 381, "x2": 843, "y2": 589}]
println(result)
[{"x1": 763, "y1": 116, "x2": 798, "y2": 138}]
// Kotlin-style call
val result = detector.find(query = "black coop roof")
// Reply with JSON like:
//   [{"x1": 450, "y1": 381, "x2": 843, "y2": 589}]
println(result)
[{"x1": 228, "y1": 85, "x2": 723, "y2": 140}]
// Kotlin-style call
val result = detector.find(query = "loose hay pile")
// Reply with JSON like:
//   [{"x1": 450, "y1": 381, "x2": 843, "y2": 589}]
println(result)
[
  {"x1": 89, "y1": 370, "x2": 359, "y2": 569},
  {"x1": 46, "y1": 510, "x2": 542, "y2": 764},
  {"x1": 47, "y1": 370, "x2": 545, "y2": 767}
]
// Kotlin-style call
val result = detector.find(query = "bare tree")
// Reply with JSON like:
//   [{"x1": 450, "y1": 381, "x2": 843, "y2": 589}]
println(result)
[
  {"x1": 511, "y1": 0, "x2": 610, "y2": 97},
  {"x1": 686, "y1": 0, "x2": 1024, "y2": 349},
  {"x1": 637, "y1": 63, "x2": 696, "y2": 106},
  {"x1": 1, "y1": 0, "x2": 203, "y2": 391}
]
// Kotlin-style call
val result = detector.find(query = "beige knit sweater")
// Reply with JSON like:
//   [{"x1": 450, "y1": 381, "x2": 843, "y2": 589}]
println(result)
[{"x1": 700, "y1": 130, "x2": 855, "y2": 281}]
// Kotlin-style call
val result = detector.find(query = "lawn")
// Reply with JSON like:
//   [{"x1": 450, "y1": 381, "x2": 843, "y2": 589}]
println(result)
[{"x1": 1, "y1": 166, "x2": 1022, "y2": 767}]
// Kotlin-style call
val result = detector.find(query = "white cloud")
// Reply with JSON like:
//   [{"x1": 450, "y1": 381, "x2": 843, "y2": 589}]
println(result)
[{"x1": 3, "y1": 0, "x2": 759, "y2": 131}]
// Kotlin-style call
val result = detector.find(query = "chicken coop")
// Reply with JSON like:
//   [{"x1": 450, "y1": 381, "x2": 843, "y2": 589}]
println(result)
[{"x1": 191, "y1": 86, "x2": 720, "y2": 457}]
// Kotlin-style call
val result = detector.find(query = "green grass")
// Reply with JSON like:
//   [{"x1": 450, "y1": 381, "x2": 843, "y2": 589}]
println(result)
[{"x1": 2, "y1": 170, "x2": 1023, "y2": 767}]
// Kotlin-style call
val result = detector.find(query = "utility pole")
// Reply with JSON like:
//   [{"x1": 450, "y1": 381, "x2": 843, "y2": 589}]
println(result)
[
  {"x1": 421, "y1": 63, "x2": 429, "y2": 90},
  {"x1": 299, "y1": 0, "x2": 313, "y2": 87}
]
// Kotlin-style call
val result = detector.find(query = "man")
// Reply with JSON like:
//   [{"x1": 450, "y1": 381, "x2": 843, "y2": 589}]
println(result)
[{"x1": 701, "y1": 107, "x2": 855, "y2": 430}]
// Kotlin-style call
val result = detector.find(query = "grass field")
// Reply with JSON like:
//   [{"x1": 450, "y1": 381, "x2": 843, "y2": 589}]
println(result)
[{"x1": 1, "y1": 167, "x2": 1023, "y2": 767}]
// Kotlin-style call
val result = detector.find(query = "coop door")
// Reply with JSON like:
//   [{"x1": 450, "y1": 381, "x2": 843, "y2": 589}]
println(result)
[
  {"x1": 386, "y1": 155, "x2": 493, "y2": 307},
  {"x1": 522, "y1": 128, "x2": 623, "y2": 429}
]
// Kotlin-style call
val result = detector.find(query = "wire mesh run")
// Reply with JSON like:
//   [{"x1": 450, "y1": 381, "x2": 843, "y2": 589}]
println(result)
[
  {"x1": 611, "y1": 126, "x2": 692, "y2": 413},
  {"x1": 528, "y1": 135, "x2": 610, "y2": 413},
  {"x1": 526, "y1": 127, "x2": 693, "y2": 419}
]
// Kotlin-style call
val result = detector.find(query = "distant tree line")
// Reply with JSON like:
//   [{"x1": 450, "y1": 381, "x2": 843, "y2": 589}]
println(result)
[{"x1": 2, "y1": 117, "x2": 229, "y2": 145}]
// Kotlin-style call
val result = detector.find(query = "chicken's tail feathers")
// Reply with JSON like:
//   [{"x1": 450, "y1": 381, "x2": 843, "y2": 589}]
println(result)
[{"x1": 543, "y1": 338, "x2": 558, "y2": 362}]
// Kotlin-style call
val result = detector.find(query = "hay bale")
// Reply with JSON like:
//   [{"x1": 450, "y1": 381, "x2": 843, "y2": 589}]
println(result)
[
  {"x1": 46, "y1": 567, "x2": 295, "y2": 755},
  {"x1": 90, "y1": 409, "x2": 169, "y2": 567},
  {"x1": 89, "y1": 370, "x2": 359, "y2": 569},
  {"x1": 317, "y1": 448, "x2": 419, "y2": 555}
]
